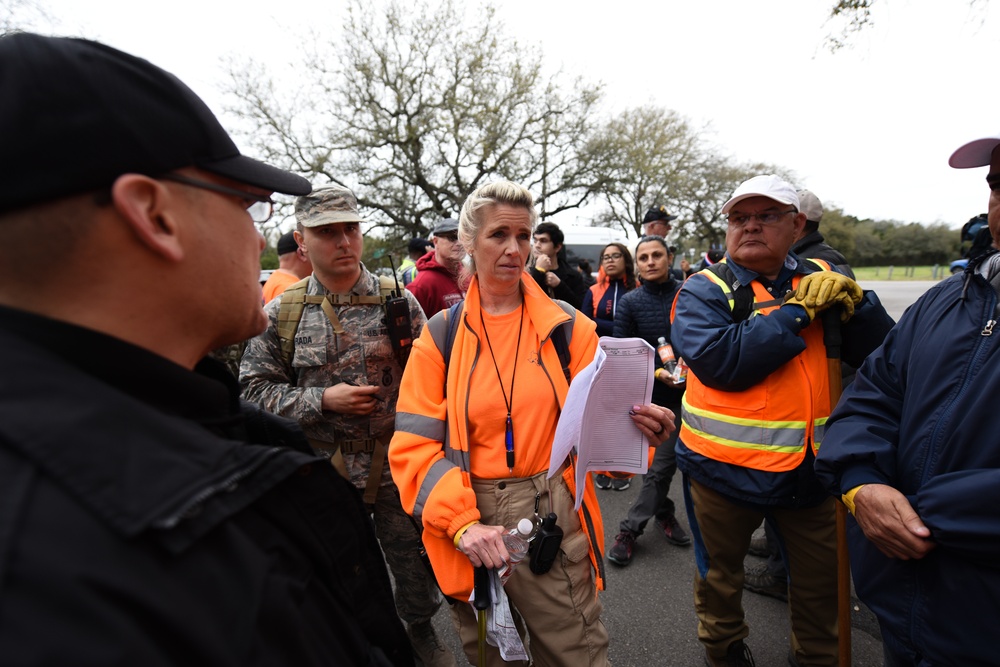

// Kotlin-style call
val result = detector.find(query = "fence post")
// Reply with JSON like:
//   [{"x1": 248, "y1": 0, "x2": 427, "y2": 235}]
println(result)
[
  {"x1": 933, "y1": 264, "x2": 939, "y2": 280},
  {"x1": 887, "y1": 266, "x2": 894, "y2": 280}
]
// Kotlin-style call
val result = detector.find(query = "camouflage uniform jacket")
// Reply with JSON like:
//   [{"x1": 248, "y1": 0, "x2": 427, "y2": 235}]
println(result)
[{"x1": 240, "y1": 265, "x2": 427, "y2": 490}]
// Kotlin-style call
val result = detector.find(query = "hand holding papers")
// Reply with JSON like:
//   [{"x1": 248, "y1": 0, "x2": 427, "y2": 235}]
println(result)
[{"x1": 549, "y1": 337, "x2": 655, "y2": 509}]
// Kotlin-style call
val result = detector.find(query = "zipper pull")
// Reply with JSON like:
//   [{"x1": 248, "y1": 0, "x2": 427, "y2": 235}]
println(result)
[{"x1": 982, "y1": 319, "x2": 996, "y2": 337}]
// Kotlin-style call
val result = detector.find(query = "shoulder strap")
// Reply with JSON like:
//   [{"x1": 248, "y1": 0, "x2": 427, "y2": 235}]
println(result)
[
  {"x1": 427, "y1": 299, "x2": 573, "y2": 385},
  {"x1": 550, "y1": 300, "x2": 575, "y2": 383},
  {"x1": 378, "y1": 274, "x2": 399, "y2": 298},
  {"x1": 276, "y1": 277, "x2": 312, "y2": 366},
  {"x1": 703, "y1": 262, "x2": 754, "y2": 323}
]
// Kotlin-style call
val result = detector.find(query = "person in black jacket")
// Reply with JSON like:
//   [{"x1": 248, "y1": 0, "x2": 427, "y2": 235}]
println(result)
[
  {"x1": 0, "y1": 33, "x2": 412, "y2": 667},
  {"x1": 528, "y1": 221, "x2": 586, "y2": 308},
  {"x1": 791, "y1": 189, "x2": 855, "y2": 278},
  {"x1": 607, "y1": 236, "x2": 691, "y2": 565}
]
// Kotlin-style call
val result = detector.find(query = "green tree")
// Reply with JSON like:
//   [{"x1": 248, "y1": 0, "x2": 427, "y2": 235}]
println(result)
[{"x1": 225, "y1": 0, "x2": 603, "y2": 245}]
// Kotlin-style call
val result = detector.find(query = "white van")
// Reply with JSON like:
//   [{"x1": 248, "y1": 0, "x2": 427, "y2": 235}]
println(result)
[{"x1": 558, "y1": 225, "x2": 633, "y2": 276}]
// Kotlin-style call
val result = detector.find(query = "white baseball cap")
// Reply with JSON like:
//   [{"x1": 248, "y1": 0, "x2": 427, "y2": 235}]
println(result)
[
  {"x1": 721, "y1": 175, "x2": 800, "y2": 215},
  {"x1": 949, "y1": 134, "x2": 1000, "y2": 168}
]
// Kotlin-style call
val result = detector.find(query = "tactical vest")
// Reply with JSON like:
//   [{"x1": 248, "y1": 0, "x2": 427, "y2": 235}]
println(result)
[
  {"x1": 274, "y1": 274, "x2": 399, "y2": 502},
  {"x1": 275, "y1": 275, "x2": 398, "y2": 366}
]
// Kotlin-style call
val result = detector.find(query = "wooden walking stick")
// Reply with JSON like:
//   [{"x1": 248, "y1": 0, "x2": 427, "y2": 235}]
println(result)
[{"x1": 822, "y1": 309, "x2": 851, "y2": 667}]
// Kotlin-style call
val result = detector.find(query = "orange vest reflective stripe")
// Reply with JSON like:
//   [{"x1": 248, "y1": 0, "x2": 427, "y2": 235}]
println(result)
[{"x1": 678, "y1": 267, "x2": 831, "y2": 472}]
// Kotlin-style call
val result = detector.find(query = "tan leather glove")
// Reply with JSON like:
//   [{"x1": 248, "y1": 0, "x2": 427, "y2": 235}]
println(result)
[
  {"x1": 782, "y1": 291, "x2": 819, "y2": 322},
  {"x1": 796, "y1": 272, "x2": 862, "y2": 307}
]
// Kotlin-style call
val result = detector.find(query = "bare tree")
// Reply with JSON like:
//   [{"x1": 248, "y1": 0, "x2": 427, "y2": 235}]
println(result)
[
  {"x1": 225, "y1": 0, "x2": 603, "y2": 243},
  {"x1": 586, "y1": 106, "x2": 707, "y2": 237},
  {"x1": 825, "y1": 0, "x2": 990, "y2": 51},
  {"x1": 1, "y1": 0, "x2": 54, "y2": 36},
  {"x1": 585, "y1": 105, "x2": 794, "y2": 247}
]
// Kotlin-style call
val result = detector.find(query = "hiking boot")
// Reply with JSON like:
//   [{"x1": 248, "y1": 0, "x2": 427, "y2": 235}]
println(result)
[
  {"x1": 704, "y1": 640, "x2": 756, "y2": 667},
  {"x1": 607, "y1": 530, "x2": 637, "y2": 566},
  {"x1": 656, "y1": 515, "x2": 691, "y2": 547},
  {"x1": 610, "y1": 477, "x2": 630, "y2": 491},
  {"x1": 743, "y1": 563, "x2": 788, "y2": 602},
  {"x1": 747, "y1": 531, "x2": 768, "y2": 558},
  {"x1": 407, "y1": 619, "x2": 456, "y2": 667},
  {"x1": 595, "y1": 474, "x2": 612, "y2": 490}
]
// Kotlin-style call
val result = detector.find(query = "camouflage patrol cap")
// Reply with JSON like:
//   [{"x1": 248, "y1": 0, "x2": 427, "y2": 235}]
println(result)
[{"x1": 295, "y1": 184, "x2": 365, "y2": 227}]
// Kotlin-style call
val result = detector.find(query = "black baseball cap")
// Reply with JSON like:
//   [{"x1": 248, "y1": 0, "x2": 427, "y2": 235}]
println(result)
[
  {"x1": 276, "y1": 231, "x2": 299, "y2": 255},
  {"x1": 643, "y1": 206, "x2": 678, "y2": 224},
  {"x1": 0, "y1": 33, "x2": 311, "y2": 213}
]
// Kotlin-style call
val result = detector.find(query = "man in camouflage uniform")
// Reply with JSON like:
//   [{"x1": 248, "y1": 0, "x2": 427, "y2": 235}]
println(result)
[{"x1": 240, "y1": 184, "x2": 454, "y2": 667}]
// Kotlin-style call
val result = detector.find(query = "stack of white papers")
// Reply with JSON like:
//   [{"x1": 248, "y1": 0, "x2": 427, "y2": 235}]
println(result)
[{"x1": 548, "y1": 337, "x2": 656, "y2": 509}]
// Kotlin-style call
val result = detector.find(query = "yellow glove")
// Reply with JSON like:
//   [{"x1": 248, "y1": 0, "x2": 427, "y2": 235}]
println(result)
[
  {"x1": 830, "y1": 290, "x2": 858, "y2": 322},
  {"x1": 795, "y1": 272, "x2": 862, "y2": 311},
  {"x1": 782, "y1": 291, "x2": 818, "y2": 322}
]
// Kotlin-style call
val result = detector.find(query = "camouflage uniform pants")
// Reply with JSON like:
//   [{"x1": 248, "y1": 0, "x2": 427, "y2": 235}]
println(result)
[{"x1": 371, "y1": 483, "x2": 442, "y2": 624}]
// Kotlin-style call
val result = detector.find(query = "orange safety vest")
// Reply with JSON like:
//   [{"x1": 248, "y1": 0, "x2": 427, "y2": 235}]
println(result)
[{"x1": 676, "y1": 267, "x2": 830, "y2": 472}]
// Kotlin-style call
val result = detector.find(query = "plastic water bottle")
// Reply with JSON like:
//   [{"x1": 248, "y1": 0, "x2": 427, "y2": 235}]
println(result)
[
  {"x1": 656, "y1": 336, "x2": 677, "y2": 374},
  {"x1": 499, "y1": 518, "x2": 535, "y2": 584}
]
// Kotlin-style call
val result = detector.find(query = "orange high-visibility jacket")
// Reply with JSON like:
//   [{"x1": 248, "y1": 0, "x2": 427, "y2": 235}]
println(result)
[
  {"x1": 674, "y1": 266, "x2": 831, "y2": 472},
  {"x1": 389, "y1": 274, "x2": 605, "y2": 599}
]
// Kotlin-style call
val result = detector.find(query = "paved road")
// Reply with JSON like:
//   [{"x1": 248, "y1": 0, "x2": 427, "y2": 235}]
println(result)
[
  {"x1": 426, "y1": 280, "x2": 940, "y2": 665},
  {"x1": 860, "y1": 280, "x2": 941, "y2": 322}
]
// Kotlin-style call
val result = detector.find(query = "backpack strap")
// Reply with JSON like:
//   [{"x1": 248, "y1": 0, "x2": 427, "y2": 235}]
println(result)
[
  {"x1": 703, "y1": 261, "x2": 754, "y2": 323},
  {"x1": 702, "y1": 258, "x2": 833, "y2": 323},
  {"x1": 276, "y1": 277, "x2": 313, "y2": 366},
  {"x1": 549, "y1": 300, "x2": 575, "y2": 384}
]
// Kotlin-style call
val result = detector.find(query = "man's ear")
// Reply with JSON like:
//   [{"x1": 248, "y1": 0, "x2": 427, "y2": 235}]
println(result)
[
  {"x1": 110, "y1": 174, "x2": 185, "y2": 263},
  {"x1": 792, "y1": 212, "x2": 808, "y2": 238}
]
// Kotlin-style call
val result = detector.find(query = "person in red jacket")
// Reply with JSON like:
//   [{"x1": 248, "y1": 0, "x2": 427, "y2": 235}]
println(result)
[{"x1": 406, "y1": 218, "x2": 467, "y2": 316}]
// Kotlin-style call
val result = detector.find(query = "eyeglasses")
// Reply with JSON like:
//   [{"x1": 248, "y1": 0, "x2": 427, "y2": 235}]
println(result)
[
  {"x1": 601, "y1": 252, "x2": 624, "y2": 262},
  {"x1": 727, "y1": 209, "x2": 797, "y2": 227},
  {"x1": 160, "y1": 173, "x2": 274, "y2": 223},
  {"x1": 437, "y1": 233, "x2": 459, "y2": 242}
]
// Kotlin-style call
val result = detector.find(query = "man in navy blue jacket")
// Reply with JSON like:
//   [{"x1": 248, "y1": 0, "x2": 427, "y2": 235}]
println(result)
[{"x1": 816, "y1": 133, "x2": 1000, "y2": 667}]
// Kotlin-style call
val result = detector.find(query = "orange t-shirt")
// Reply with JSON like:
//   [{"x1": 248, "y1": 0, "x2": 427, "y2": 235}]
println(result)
[
  {"x1": 261, "y1": 269, "x2": 300, "y2": 304},
  {"x1": 467, "y1": 306, "x2": 561, "y2": 479}
]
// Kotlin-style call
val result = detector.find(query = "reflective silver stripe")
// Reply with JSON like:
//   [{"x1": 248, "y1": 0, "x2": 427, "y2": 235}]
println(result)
[
  {"x1": 413, "y1": 457, "x2": 458, "y2": 521},
  {"x1": 682, "y1": 399, "x2": 806, "y2": 452},
  {"x1": 395, "y1": 411, "x2": 446, "y2": 442},
  {"x1": 426, "y1": 309, "x2": 449, "y2": 356},
  {"x1": 813, "y1": 420, "x2": 826, "y2": 448},
  {"x1": 444, "y1": 446, "x2": 469, "y2": 472}
]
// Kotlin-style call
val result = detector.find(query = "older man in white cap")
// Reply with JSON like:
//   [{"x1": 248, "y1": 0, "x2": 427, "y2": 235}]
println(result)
[
  {"x1": 670, "y1": 175, "x2": 893, "y2": 667},
  {"x1": 816, "y1": 135, "x2": 1000, "y2": 666}
]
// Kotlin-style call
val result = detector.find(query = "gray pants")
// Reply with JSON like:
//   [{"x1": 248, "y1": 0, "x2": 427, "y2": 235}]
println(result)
[
  {"x1": 371, "y1": 483, "x2": 442, "y2": 623},
  {"x1": 619, "y1": 400, "x2": 681, "y2": 536}
]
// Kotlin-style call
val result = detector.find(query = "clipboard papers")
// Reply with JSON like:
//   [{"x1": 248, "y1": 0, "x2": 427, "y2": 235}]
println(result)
[{"x1": 548, "y1": 337, "x2": 656, "y2": 509}]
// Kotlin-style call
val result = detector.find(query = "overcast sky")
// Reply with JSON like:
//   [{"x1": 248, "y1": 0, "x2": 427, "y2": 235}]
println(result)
[{"x1": 18, "y1": 0, "x2": 1000, "y2": 229}]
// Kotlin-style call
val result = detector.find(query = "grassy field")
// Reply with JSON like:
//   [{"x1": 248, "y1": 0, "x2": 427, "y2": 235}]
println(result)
[{"x1": 853, "y1": 265, "x2": 952, "y2": 281}]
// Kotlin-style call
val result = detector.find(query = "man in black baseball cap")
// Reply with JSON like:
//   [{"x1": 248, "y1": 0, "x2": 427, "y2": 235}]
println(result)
[
  {"x1": 0, "y1": 33, "x2": 412, "y2": 666},
  {"x1": 642, "y1": 205, "x2": 678, "y2": 238}
]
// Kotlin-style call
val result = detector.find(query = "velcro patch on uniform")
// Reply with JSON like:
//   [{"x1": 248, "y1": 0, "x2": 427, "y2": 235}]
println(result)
[{"x1": 294, "y1": 335, "x2": 312, "y2": 345}]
